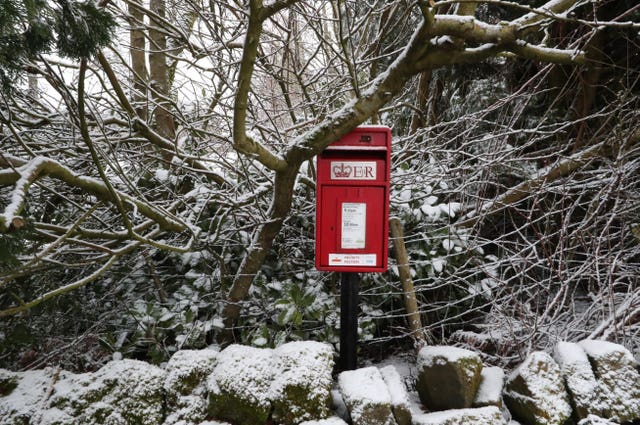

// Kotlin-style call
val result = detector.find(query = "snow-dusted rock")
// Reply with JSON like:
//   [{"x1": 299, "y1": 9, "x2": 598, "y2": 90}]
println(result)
[
  {"x1": 207, "y1": 344, "x2": 274, "y2": 425},
  {"x1": 271, "y1": 341, "x2": 334, "y2": 424},
  {"x1": 553, "y1": 341, "x2": 602, "y2": 420},
  {"x1": 473, "y1": 366, "x2": 505, "y2": 409},
  {"x1": 0, "y1": 368, "x2": 62, "y2": 424},
  {"x1": 163, "y1": 349, "x2": 219, "y2": 425},
  {"x1": 380, "y1": 365, "x2": 412, "y2": 425},
  {"x1": 338, "y1": 366, "x2": 397, "y2": 425},
  {"x1": 165, "y1": 348, "x2": 218, "y2": 395},
  {"x1": 579, "y1": 339, "x2": 640, "y2": 423},
  {"x1": 0, "y1": 369, "x2": 19, "y2": 397},
  {"x1": 48, "y1": 359, "x2": 166, "y2": 425},
  {"x1": 416, "y1": 346, "x2": 483, "y2": 410},
  {"x1": 412, "y1": 406, "x2": 506, "y2": 424},
  {"x1": 503, "y1": 351, "x2": 572, "y2": 425},
  {"x1": 299, "y1": 417, "x2": 349, "y2": 425},
  {"x1": 577, "y1": 414, "x2": 620, "y2": 425}
]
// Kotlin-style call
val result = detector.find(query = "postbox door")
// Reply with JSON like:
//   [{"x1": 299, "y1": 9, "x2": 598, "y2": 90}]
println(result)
[{"x1": 318, "y1": 185, "x2": 385, "y2": 269}]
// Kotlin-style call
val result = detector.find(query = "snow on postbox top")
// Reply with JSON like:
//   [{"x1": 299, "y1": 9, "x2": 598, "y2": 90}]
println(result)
[{"x1": 315, "y1": 126, "x2": 391, "y2": 273}]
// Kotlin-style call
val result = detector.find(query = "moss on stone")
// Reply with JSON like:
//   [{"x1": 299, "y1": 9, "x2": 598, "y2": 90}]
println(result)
[
  {"x1": 0, "y1": 369, "x2": 18, "y2": 396},
  {"x1": 503, "y1": 351, "x2": 572, "y2": 425},
  {"x1": 416, "y1": 346, "x2": 483, "y2": 410},
  {"x1": 208, "y1": 390, "x2": 272, "y2": 425}
]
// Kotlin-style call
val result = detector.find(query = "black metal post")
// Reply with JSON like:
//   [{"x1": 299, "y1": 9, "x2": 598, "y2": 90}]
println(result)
[{"x1": 340, "y1": 272, "x2": 359, "y2": 371}]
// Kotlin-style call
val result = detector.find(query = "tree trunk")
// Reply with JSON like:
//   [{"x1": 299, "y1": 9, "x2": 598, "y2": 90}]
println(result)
[
  {"x1": 129, "y1": 0, "x2": 148, "y2": 120},
  {"x1": 220, "y1": 165, "x2": 300, "y2": 341},
  {"x1": 148, "y1": 0, "x2": 176, "y2": 147}
]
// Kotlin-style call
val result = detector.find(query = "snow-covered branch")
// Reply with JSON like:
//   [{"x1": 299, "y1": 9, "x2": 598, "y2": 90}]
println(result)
[{"x1": 0, "y1": 156, "x2": 186, "y2": 233}]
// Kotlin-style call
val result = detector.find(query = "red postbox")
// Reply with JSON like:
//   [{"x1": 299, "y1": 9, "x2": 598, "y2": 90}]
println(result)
[{"x1": 315, "y1": 126, "x2": 391, "y2": 272}]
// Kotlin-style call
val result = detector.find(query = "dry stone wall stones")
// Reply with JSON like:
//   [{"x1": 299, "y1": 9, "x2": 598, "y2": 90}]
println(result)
[
  {"x1": 503, "y1": 351, "x2": 572, "y2": 425},
  {"x1": 576, "y1": 415, "x2": 620, "y2": 425},
  {"x1": 579, "y1": 339, "x2": 640, "y2": 423},
  {"x1": 49, "y1": 359, "x2": 166, "y2": 425},
  {"x1": 473, "y1": 366, "x2": 505, "y2": 409},
  {"x1": 163, "y1": 349, "x2": 219, "y2": 425},
  {"x1": 270, "y1": 341, "x2": 334, "y2": 424},
  {"x1": 553, "y1": 341, "x2": 603, "y2": 420},
  {"x1": 338, "y1": 366, "x2": 398, "y2": 425},
  {"x1": 412, "y1": 405, "x2": 507, "y2": 425},
  {"x1": 416, "y1": 346, "x2": 483, "y2": 410},
  {"x1": 379, "y1": 365, "x2": 412, "y2": 425},
  {"x1": 207, "y1": 344, "x2": 274, "y2": 425}
]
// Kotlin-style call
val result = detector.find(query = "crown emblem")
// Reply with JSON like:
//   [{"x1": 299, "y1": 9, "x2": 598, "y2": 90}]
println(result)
[{"x1": 332, "y1": 163, "x2": 352, "y2": 178}]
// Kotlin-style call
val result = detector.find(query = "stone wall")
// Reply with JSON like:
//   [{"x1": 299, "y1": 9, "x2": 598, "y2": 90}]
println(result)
[{"x1": 0, "y1": 339, "x2": 638, "y2": 425}]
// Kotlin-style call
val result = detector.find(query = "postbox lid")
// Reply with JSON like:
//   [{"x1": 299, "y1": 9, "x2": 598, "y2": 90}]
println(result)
[{"x1": 324, "y1": 126, "x2": 390, "y2": 150}]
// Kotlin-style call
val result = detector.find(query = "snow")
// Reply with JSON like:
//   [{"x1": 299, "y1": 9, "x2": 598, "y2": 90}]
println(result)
[
  {"x1": 577, "y1": 415, "x2": 620, "y2": 425},
  {"x1": 300, "y1": 417, "x2": 348, "y2": 425},
  {"x1": 338, "y1": 366, "x2": 395, "y2": 424},
  {"x1": 0, "y1": 368, "x2": 56, "y2": 421},
  {"x1": 474, "y1": 366, "x2": 504, "y2": 406},
  {"x1": 412, "y1": 406, "x2": 505, "y2": 424},
  {"x1": 553, "y1": 342, "x2": 598, "y2": 400},
  {"x1": 339, "y1": 366, "x2": 391, "y2": 405},
  {"x1": 380, "y1": 365, "x2": 411, "y2": 409},
  {"x1": 207, "y1": 344, "x2": 274, "y2": 408},
  {"x1": 155, "y1": 168, "x2": 170, "y2": 182},
  {"x1": 417, "y1": 345, "x2": 479, "y2": 369},
  {"x1": 579, "y1": 339, "x2": 635, "y2": 362}
]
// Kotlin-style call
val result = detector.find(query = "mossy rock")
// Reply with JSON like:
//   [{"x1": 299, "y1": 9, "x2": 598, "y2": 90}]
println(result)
[
  {"x1": 416, "y1": 346, "x2": 483, "y2": 411},
  {"x1": 576, "y1": 414, "x2": 620, "y2": 425},
  {"x1": 0, "y1": 369, "x2": 19, "y2": 396},
  {"x1": 270, "y1": 341, "x2": 334, "y2": 425},
  {"x1": 0, "y1": 369, "x2": 58, "y2": 424},
  {"x1": 48, "y1": 360, "x2": 166, "y2": 425},
  {"x1": 338, "y1": 366, "x2": 397, "y2": 425},
  {"x1": 164, "y1": 349, "x2": 218, "y2": 396},
  {"x1": 299, "y1": 417, "x2": 349, "y2": 425},
  {"x1": 207, "y1": 344, "x2": 274, "y2": 425},
  {"x1": 412, "y1": 406, "x2": 506, "y2": 424},
  {"x1": 208, "y1": 390, "x2": 272, "y2": 425},
  {"x1": 579, "y1": 339, "x2": 640, "y2": 423},
  {"x1": 503, "y1": 351, "x2": 572, "y2": 425},
  {"x1": 553, "y1": 342, "x2": 603, "y2": 421},
  {"x1": 164, "y1": 348, "x2": 218, "y2": 424}
]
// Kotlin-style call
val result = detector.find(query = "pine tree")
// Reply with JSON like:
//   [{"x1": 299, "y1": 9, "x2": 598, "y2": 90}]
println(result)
[{"x1": 0, "y1": 0, "x2": 115, "y2": 91}]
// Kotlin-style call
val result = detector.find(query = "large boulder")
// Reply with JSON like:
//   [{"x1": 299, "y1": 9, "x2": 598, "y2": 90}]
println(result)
[
  {"x1": 379, "y1": 365, "x2": 412, "y2": 425},
  {"x1": 473, "y1": 366, "x2": 505, "y2": 409},
  {"x1": 163, "y1": 348, "x2": 219, "y2": 425},
  {"x1": 338, "y1": 366, "x2": 397, "y2": 425},
  {"x1": 503, "y1": 351, "x2": 572, "y2": 425},
  {"x1": 416, "y1": 346, "x2": 483, "y2": 410},
  {"x1": 207, "y1": 344, "x2": 274, "y2": 425},
  {"x1": 270, "y1": 341, "x2": 334, "y2": 424},
  {"x1": 48, "y1": 359, "x2": 166, "y2": 425},
  {"x1": 412, "y1": 406, "x2": 506, "y2": 424},
  {"x1": 579, "y1": 339, "x2": 640, "y2": 423},
  {"x1": 553, "y1": 341, "x2": 602, "y2": 420}
]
